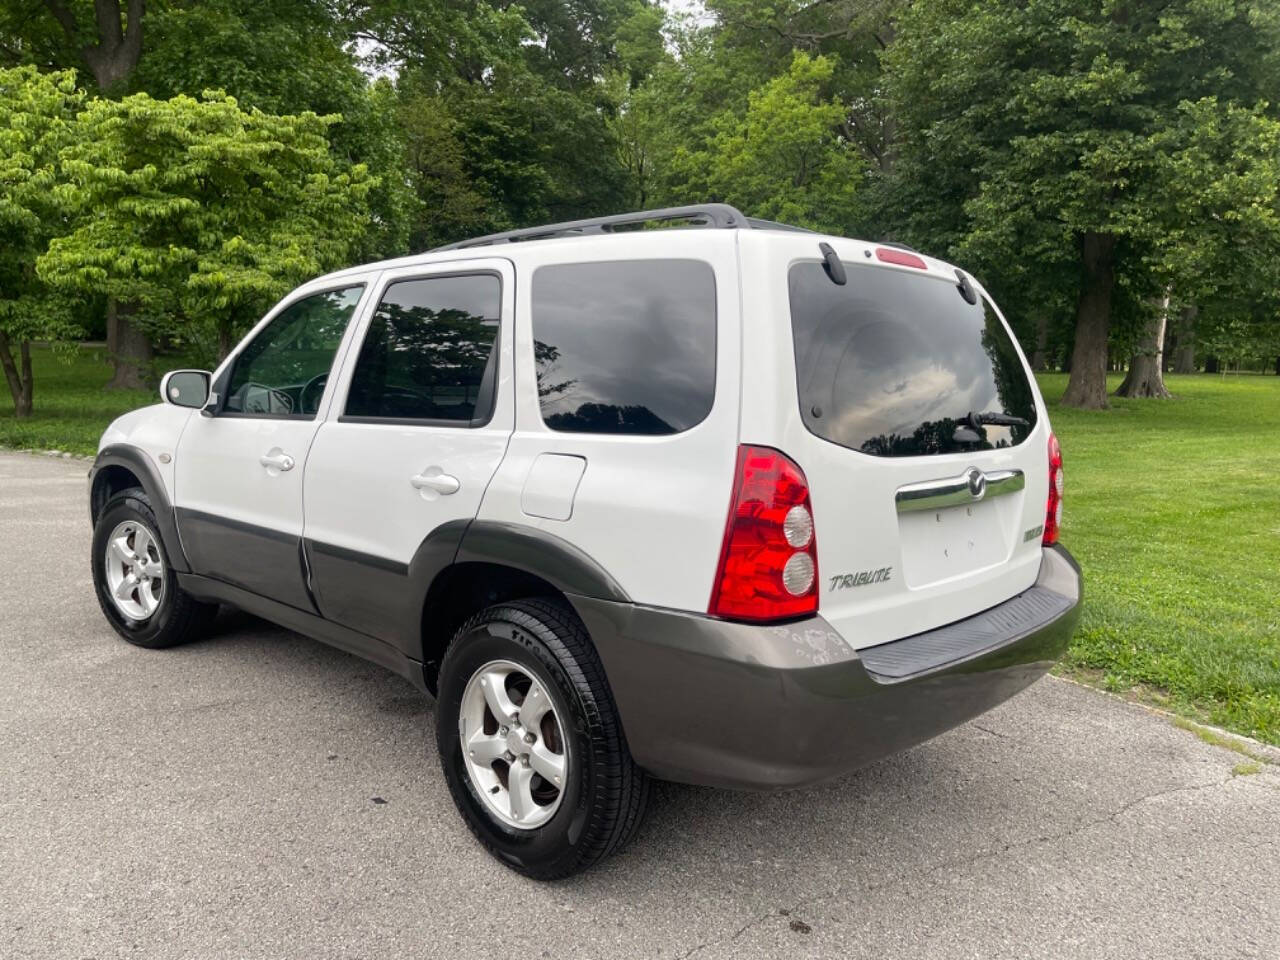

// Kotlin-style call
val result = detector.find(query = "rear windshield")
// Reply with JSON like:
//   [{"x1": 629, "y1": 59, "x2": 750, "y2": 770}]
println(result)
[{"x1": 789, "y1": 262, "x2": 1037, "y2": 457}]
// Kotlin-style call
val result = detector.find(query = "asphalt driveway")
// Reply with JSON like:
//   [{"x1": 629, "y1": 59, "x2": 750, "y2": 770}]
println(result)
[{"x1": 2, "y1": 451, "x2": 1277, "y2": 959}]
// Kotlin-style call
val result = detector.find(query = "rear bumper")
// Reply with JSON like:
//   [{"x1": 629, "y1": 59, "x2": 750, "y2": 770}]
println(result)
[{"x1": 570, "y1": 545, "x2": 1081, "y2": 790}]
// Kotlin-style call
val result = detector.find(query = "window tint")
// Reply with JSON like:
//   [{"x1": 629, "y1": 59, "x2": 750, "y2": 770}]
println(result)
[
  {"x1": 789, "y1": 262, "x2": 1037, "y2": 457},
  {"x1": 224, "y1": 286, "x2": 363, "y2": 417},
  {"x1": 531, "y1": 260, "x2": 716, "y2": 435},
  {"x1": 344, "y1": 274, "x2": 501, "y2": 423}
]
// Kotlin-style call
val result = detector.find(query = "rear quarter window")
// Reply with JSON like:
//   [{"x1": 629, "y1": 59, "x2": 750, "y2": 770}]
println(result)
[
  {"x1": 531, "y1": 259, "x2": 716, "y2": 435},
  {"x1": 789, "y1": 261, "x2": 1037, "y2": 457}
]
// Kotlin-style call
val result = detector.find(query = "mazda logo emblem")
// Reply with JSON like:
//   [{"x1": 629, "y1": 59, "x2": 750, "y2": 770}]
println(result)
[{"x1": 966, "y1": 467, "x2": 986, "y2": 499}]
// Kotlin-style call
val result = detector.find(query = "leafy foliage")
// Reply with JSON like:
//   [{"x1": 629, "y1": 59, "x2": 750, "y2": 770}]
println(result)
[
  {"x1": 4, "y1": 0, "x2": 1280, "y2": 400},
  {"x1": 37, "y1": 90, "x2": 374, "y2": 356},
  {"x1": 670, "y1": 53, "x2": 863, "y2": 232},
  {"x1": 0, "y1": 66, "x2": 83, "y2": 415},
  {"x1": 880, "y1": 0, "x2": 1280, "y2": 404}
]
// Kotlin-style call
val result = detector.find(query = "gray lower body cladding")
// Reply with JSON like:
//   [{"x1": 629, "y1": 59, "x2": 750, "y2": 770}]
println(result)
[{"x1": 570, "y1": 545, "x2": 1081, "y2": 790}]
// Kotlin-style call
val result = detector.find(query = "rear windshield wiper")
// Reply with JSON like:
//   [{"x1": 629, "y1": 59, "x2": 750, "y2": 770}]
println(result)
[
  {"x1": 967, "y1": 410, "x2": 1029, "y2": 429},
  {"x1": 953, "y1": 410, "x2": 1030, "y2": 444}
]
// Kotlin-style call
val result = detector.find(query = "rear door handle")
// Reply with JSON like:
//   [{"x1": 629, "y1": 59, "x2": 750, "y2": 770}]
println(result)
[
  {"x1": 259, "y1": 452, "x2": 295, "y2": 472},
  {"x1": 411, "y1": 471, "x2": 460, "y2": 495}
]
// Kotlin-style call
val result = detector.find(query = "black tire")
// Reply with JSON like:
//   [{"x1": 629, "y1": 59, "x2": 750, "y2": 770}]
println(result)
[
  {"x1": 91, "y1": 487, "x2": 217, "y2": 649},
  {"x1": 436, "y1": 598, "x2": 650, "y2": 880}
]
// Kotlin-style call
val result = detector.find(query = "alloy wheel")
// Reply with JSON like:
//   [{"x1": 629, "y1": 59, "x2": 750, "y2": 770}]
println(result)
[
  {"x1": 103, "y1": 520, "x2": 165, "y2": 621},
  {"x1": 458, "y1": 659, "x2": 569, "y2": 829}
]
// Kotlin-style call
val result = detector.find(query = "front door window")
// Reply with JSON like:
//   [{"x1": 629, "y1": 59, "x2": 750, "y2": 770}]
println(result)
[{"x1": 223, "y1": 286, "x2": 364, "y2": 417}]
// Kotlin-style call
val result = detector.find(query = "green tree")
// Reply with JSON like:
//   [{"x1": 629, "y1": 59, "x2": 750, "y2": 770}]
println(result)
[
  {"x1": 882, "y1": 0, "x2": 1280, "y2": 408},
  {"x1": 38, "y1": 90, "x2": 374, "y2": 381},
  {"x1": 359, "y1": 0, "x2": 654, "y2": 236},
  {"x1": 671, "y1": 52, "x2": 864, "y2": 231},
  {"x1": 132, "y1": 0, "x2": 414, "y2": 261},
  {"x1": 0, "y1": 66, "x2": 83, "y2": 417}
]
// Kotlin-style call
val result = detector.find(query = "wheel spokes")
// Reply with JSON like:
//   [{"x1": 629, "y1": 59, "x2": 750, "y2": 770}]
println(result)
[
  {"x1": 133, "y1": 525, "x2": 155, "y2": 561},
  {"x1": 527, "y1": 741, "x2": 565, "y2": 785},
  {"x1": 507, "y1": 761, "x2": 537, "y2": 823},
  {"x1": 518, "y1": 679, "x2": 553, "y2": 729},
  {"x1": 114, "y1": 574, "x2": 137, "y2": 602},
  {"x1": 467, "y1": 729, "x2": 507, "y2": 766},
  {"x1": 137, "y1": 577, "x2": 161, "y2": 615},
  {"x1": 459, "y1": 658, "x2": 569, "y2": 830},
  {"x1": 109, "y1": 535, "x2": 137, "y2": 566},
  {"x1": 103, "y1": 520, "x2": 165, "y2": 621},
  {"x1": 479, "y1": 669, "x2": 520, "y2": 724}
]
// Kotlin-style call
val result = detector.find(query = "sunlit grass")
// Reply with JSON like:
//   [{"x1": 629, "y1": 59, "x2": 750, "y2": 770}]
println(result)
[
  {"x1": 1042, "y1": 372, "x2": 1280, "y2": 744},
  {"x1": 0, "y1": 345, "x2": 157, "y2": 456}
]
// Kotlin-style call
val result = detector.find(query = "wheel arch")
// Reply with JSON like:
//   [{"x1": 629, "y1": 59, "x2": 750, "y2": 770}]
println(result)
[
  {"x1": 417, "y1": 520, "x2": 630, "y2": 693},
  {"x1": 90, "y1": 445, "x2": 190, "y2": 573}
]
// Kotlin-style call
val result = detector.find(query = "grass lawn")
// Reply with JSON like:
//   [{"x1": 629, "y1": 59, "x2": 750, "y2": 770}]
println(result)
[
  {"x1": 3, "y1": 347, "x2": 1279, "y2": 744},
  {"x1": 0, "y1": 345, "x2": 156, "y2": 457},
  {"x1": 1041, "y1": 372, "x2": 1280, "y2": 745}
]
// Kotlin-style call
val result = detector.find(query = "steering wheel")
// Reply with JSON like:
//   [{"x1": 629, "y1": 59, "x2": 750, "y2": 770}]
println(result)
[{"x1": 299, "y1": 372, "x2": 328, "y2": 414}]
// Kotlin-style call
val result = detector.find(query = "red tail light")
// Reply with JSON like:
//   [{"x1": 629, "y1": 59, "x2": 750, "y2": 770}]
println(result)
[
  {"x1": 709, "y1": 446, "x2": 819, "y2": 622},
  {"x1": 1044, "y1": 432, "x2": 1063, "y2": 545}
]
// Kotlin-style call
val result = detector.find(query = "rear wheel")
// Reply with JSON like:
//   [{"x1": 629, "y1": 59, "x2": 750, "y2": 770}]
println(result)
[
  {"x1": 91, "y1": 488, "x2": 217, "y2": 649},
  {"x1": 436, "y1": 598, "x2": 649, "y2": 880}
]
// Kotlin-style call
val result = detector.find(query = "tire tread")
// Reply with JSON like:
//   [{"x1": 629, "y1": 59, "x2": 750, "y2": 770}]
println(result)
[
  {"x1": 442, "y1": 597, "x2": 650, "y2": 879},
  {"x1": 92, "y1": 488, "x2": 216, "y2": 649}
]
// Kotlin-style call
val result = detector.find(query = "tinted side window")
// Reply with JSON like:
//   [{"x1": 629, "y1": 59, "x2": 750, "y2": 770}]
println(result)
[
  {"x1": 531, "y1": 260, "x2": 716, "y2": 435},
  {"x1": 224, "y1": 286, "x2": 363, "y2": 417},
  {"x1": 344, "y1": 274, "x2": 501, "y2": 424}
]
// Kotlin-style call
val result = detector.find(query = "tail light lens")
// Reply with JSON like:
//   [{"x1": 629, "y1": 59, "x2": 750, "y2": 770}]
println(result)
[
  {"x1": 709, "y1": 446, "x2": 819, "y2": 622},
  {"x1": 875, "y1": 247, "x2": 928, "y2": 270},
  {"x1": 1044, "y1": 432, "x2": 1063, "y2": 545}
]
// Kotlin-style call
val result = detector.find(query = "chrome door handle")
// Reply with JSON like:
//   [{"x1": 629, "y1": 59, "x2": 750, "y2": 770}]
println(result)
[
  {"x1": 259, "y1": 452, "x2": 295, "y2": 472},
  {"x1": 410, "y1": 471, "x2": 460, "y2": 495}
]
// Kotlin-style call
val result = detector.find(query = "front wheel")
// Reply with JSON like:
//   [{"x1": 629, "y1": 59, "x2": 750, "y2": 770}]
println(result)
[
  {"x1": 436, "y1": 598, "x2": 649, "y2": 880},
  {"x1": 91, "y1": 487, "x2": 216, "y2": 649}
]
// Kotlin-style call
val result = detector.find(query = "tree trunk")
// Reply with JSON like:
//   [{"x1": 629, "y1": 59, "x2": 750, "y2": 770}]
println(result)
[
  {"x1": 41, "y1": 0, "x2": 145, "y2": 92},
  {"x1": 1205, "y1": 355, "x2": 1219, "y2": 374},
  {"x1": 0, "y1": 331, "x2": 35, "y2": 418},
  {"x1": 1274, "y1": 355, "x2": 1279, "y2": 376},
  {"x1": 217, "y1": 317, "x2": 235, "y2": 360},
  {"x1": 1061, "y1": 232, "x2": 1116, "y2": 409},
  {"x1": 1172, "y1": 306, "x2": 1197, "y2": 373},
  {"x1": 1030, "y1": 313, "x2": 1049, "y2": 371},
  {"x1": 1115, "y1": 293, "x2": 1172, "y2": 398},
  {"x1": 106, "y1": 300, "x2": 153, "y2": 390}
]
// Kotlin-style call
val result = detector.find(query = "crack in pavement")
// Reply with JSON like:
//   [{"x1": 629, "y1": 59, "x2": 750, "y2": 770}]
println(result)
[
  {"x1": 970, "y1": 722, "x2": 1010, "y2": 739},
  {"x1": 672, "y1": 773, "x2": 1248, "y2": 959}
]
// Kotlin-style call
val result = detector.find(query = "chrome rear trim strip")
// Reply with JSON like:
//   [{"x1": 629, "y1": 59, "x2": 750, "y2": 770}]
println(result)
[{"x1": 895, "y1": 468, "x2": 1025, "y2": 514}]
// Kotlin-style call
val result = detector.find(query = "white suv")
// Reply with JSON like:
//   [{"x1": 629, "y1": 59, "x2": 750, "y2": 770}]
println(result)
[{"x1": 88, "y1": 204, "x2": 1081, "y2": 879}]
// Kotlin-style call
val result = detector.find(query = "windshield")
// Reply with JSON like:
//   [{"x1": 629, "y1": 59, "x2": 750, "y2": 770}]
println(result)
[{"x1": 789, "y1": 261, "x2": 1037, "y2": 457}]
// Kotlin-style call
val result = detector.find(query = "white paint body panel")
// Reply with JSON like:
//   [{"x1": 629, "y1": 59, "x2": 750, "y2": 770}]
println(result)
[
  {"x1": 735, "y1": 231, "x2": 1050, "y2": 648},
  {"x1": 171, "y1": 279, "x2": 378, "y2": 541},
  {"x1": 475, "y1": 231, "x2": 742, "y2": 613},
  {"x1": 303, "y1": 259, "x2": 516, "y2": 564},
  {"x1": 99, "y1": 403, "x2": 195, "y2": 501}
]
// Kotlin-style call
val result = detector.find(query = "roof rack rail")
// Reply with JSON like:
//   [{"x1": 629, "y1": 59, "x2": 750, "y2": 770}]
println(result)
[
  {"x1": 433, "y1": 203, "x2": 752, "y2": 250},
  {"x1": 745, "y1": 217, "x2": 815, "y2": 234}
]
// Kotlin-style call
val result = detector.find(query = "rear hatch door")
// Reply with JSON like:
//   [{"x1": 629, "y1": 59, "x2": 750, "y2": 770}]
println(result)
[{"x1": 743, "y1": 236, "x2": 1051, "y2": 650}]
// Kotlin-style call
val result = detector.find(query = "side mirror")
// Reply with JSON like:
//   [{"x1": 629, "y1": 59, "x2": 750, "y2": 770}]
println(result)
[{"x1": 159, "y1": 370, "x2": 211, "y2": 409}]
